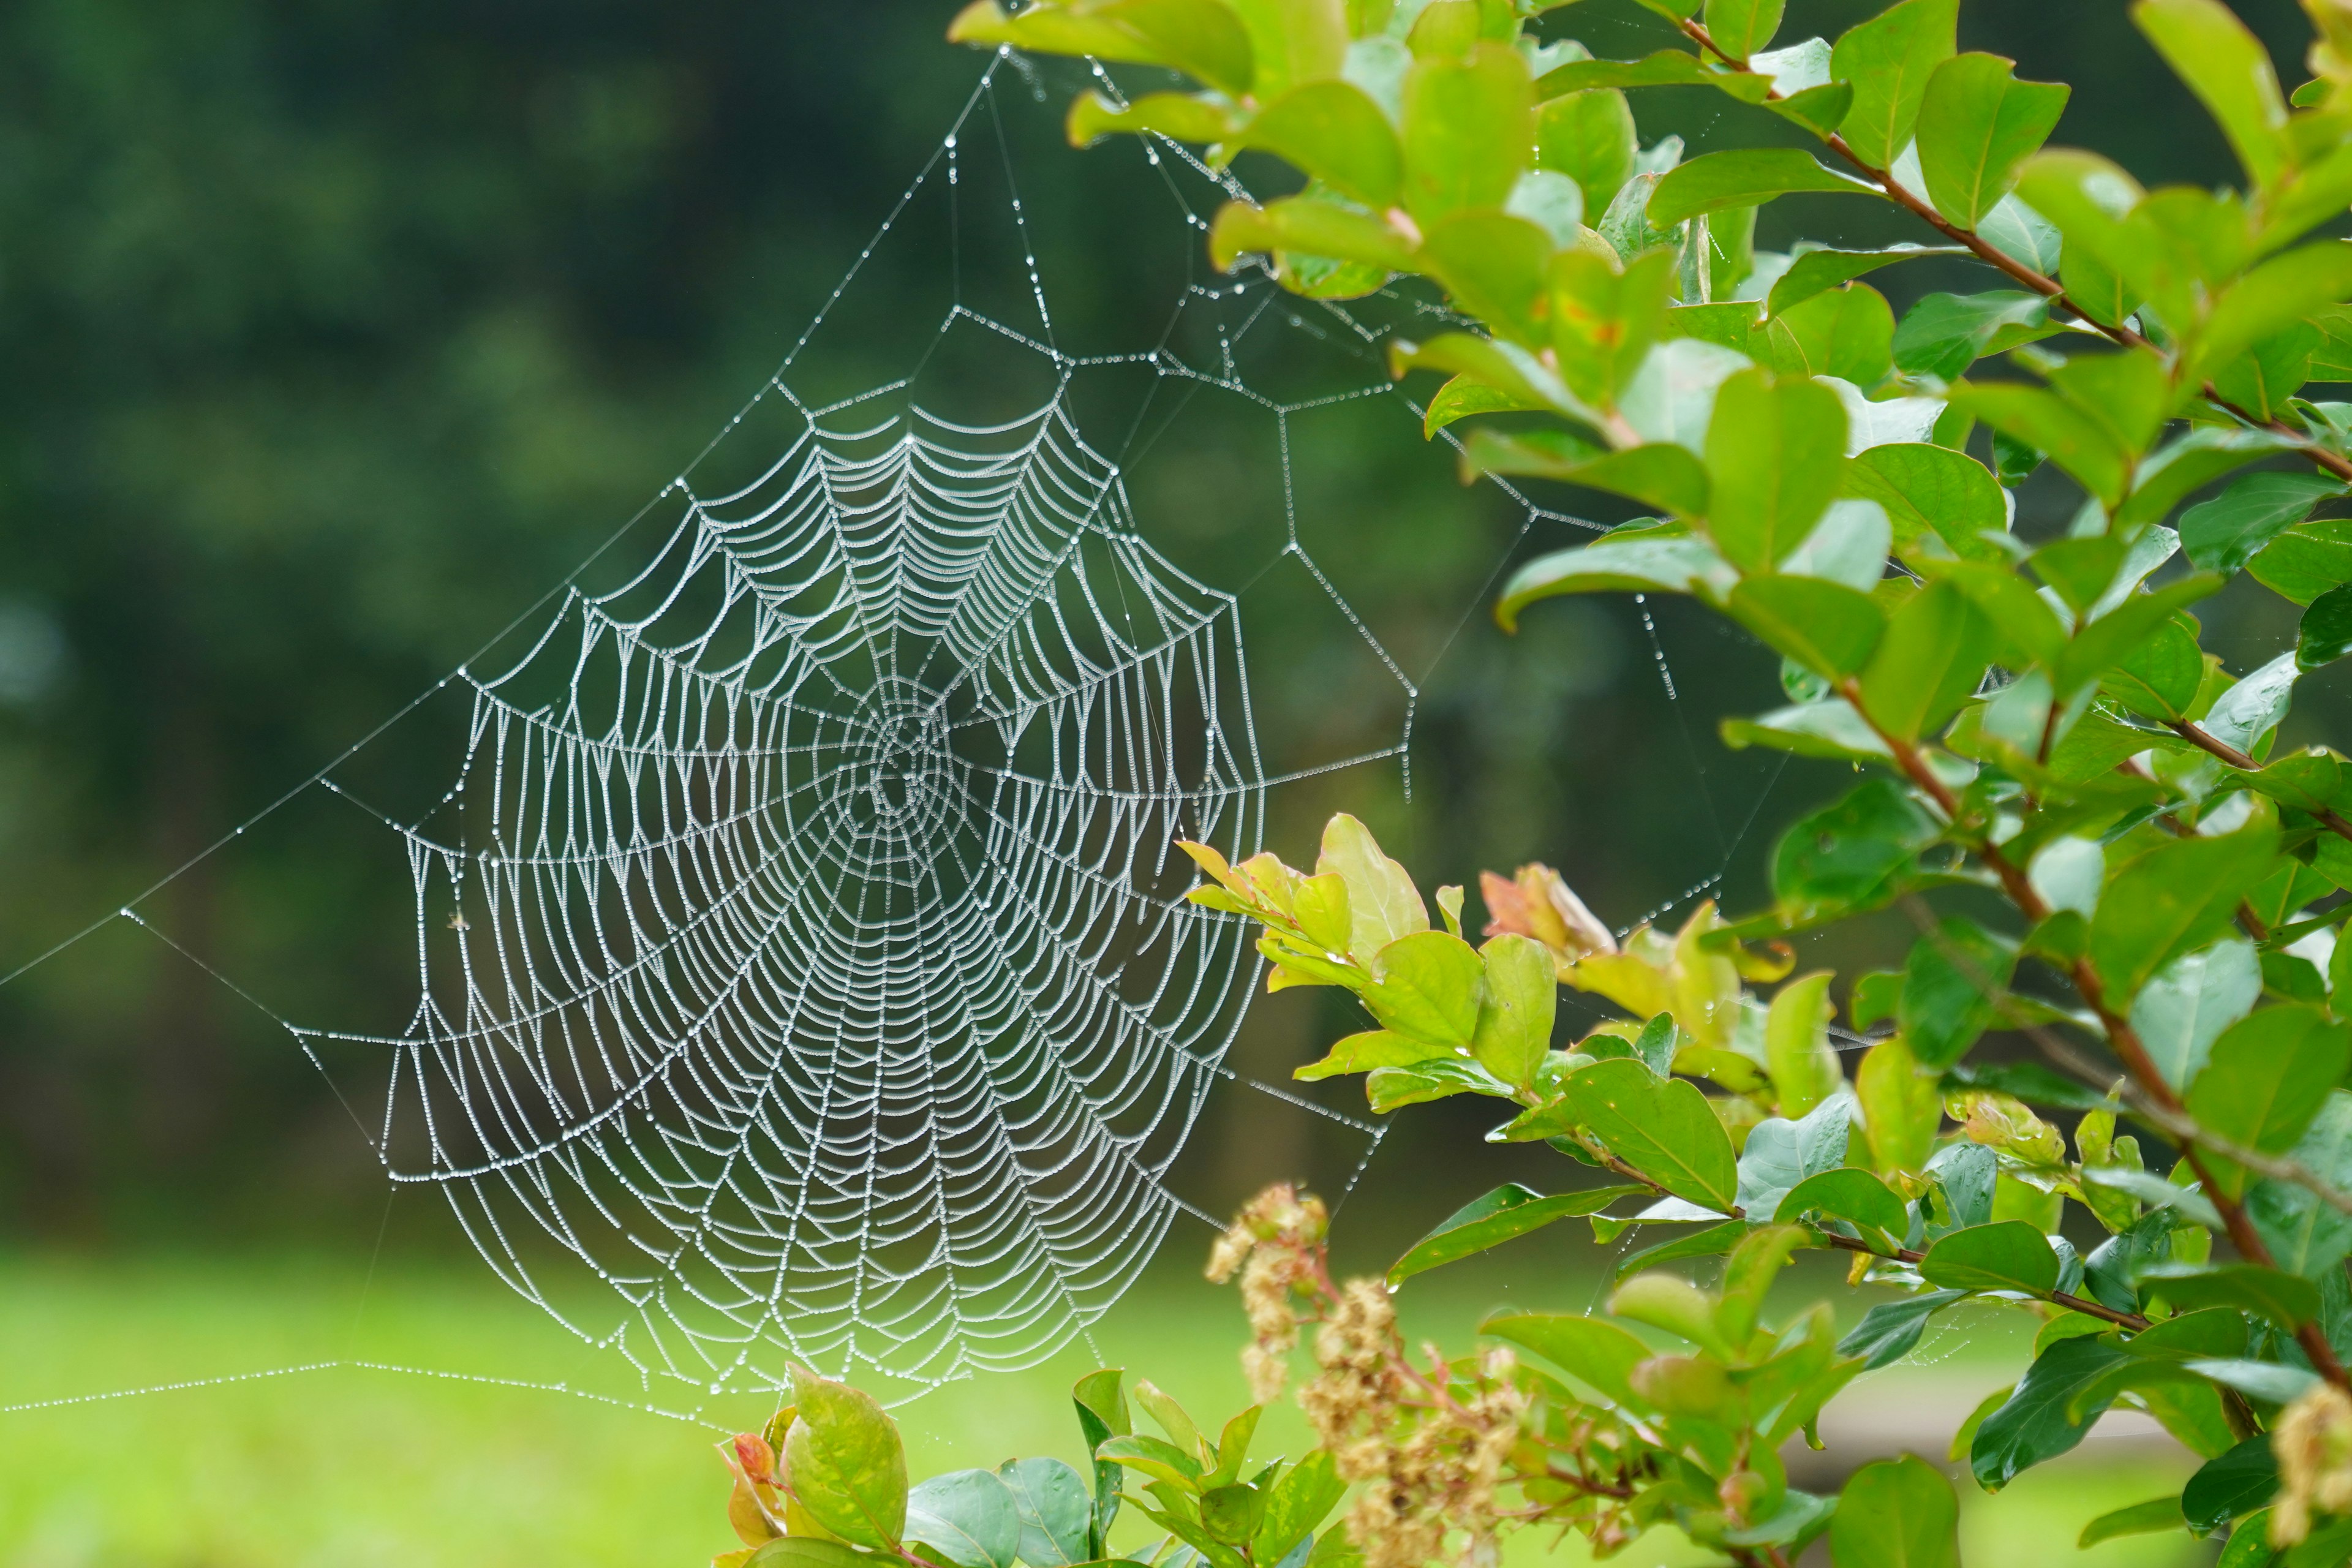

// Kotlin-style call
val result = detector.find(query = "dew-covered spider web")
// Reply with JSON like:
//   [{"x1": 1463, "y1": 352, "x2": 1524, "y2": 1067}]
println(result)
[{"x1": 0, "y1": 51, "x2": 1777, "y2": 1422}]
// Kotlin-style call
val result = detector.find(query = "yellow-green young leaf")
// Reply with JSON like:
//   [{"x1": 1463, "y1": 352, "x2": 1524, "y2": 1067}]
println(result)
[
  {"x1": 1845, "y1": 443, "x2": 2009, "y2": 562},
  {"x1": 2187, "y1": 1005, "x2": 2352, "y2": 1197},
  {"x1": 1417, "y1": 211, "x2": 1554, "y2": 345},
  {"x1": 1471, "y1": 934, "x2": 1556, "y2": 1087},
  {"x1": 1066, "y1": 91, "x2": 1242, "y2": 149},
  {"x1": 2061, "y1": 242, "x2": 2141, "y2": 329},
  {"x1": 1857, "y1": 578, "x2": 1997, "y2": 742},
  {"x1": 1945, "y1": 380, "x2": 2128, "y2": 507},
  {"x1": 2076, "y1": 1496, "x2": 2185, "y2": 1551},
  {"x1": 1242, "y1": 81, "x2": 1401, "y2": 208},
  {"x1": 1400, "y1": 42, "x2": 1532, "y2": 224},
  {"x1": 1763, "y1": 283, "x2": 1896, "y2": 385},
  {"x1": 1290, "y1": 872, "x2": 1351, "y2": 953},
  {"x1": 1208, "y1": 196, "x2": 1416, "y2": 275},
  {"x1": 1704, "y1": 370, "x2": 1850, "y2": 572},
  {"x1": 1647, "y1": 148, "x2": 1879, "y2": 227},
  {"x1": 1421, "y1": 372, "x2": 1547, "y2": 437},
  {"x1": 1716, "y1": 1224, "x2": 1811, "y2": 1346},
  {"x1": 1293, "y1": 1028, "x2": 1442, "y2": 1082},
  {"x1": 1463, "y1": 431, "x2": 1714, "y2": 518},
  {"x1": 1385, "y1": 1182, "x2": 1644, "y2": 1287},
  {"x1": 1702, "y1": 0, "x2": 1782, "y2": 61},
  {"x1": 1775, "y1": 1166, "x2": 1907, "y2": 1239},
  {"x1": 1364, "y1": 930, "x2": 1486, "y2": 1047},
  {"x1": 1830, "y1": 1455, "x2": 1960, "y2": 1568},
  {"x1": 1857, "y1": 1035, "x2": 1941, "y2": 1174},
  {"x1": 1765, "y1": 971, "x2": 1842, "y2": 1118},
  {"x1": 1315, "y1": 813, "x2": 1427, "y2": 957},
  {"x1": 947, "y1": 1, "x2": 1257, "y2": 97},
  {"x1": 1831, "y1": 0, "x2": 1959, "y2": 170},
  {"x1": 1608, "y1": 1272, "x2": 1735, "y2": 1358},
  {"x1": 1494, "y1": 527, "x2": 1738, "y2": 629},
  {"x1": 1548, "y1": 247, "x2": 1679, "y2": 411},
  {"x1": 1222, "y1": 0, "x2": 1346, "y2": 99},
  {"x1": 1918, "y1": 1219, "x2": 2060, "y2": 1292},
  {"x1": 785, "y1": 1367, "x2": 910, "y2": 1550},
  {"x1": 1915, "y1": 53, "x2": 2070, "y2": 227},
  {"x1": 1250, "y1": 1450, "x2": 1343, "y2": 1568},
  {"x1": 1561, "y1": 1057, "x2": 1742, "y2": 1212},
  {"x1": 2199, "y1": 241, "x2": 2352, "y2": 377},
  {"x1": 1536, "y1": 89, "x2": 1637, "y2": 222},
  {"x1": 2090, "y1": 827, "x2": 2280, "y2": 1003},
  {"x1": 2131, "y1": 0, "x2": 2290, "y2": 190},
  {"x1": 1727, "y1": 577, "x2": 1887, "y2": 679},
  {"x1": 1480, "y1": 1310, "x2": 1651, "y2": 1405},
  {"x1": 744, "y1": 1541, "x2": 878, "y2": 1568}
]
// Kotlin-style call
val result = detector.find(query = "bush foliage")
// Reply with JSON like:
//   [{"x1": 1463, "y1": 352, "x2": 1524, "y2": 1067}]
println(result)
[{"x1": 724, "y1": 0, "x2": 2352, "y2": 1564}]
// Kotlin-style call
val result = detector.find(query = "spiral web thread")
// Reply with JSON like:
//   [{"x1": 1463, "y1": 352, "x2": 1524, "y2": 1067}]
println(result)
[{"x1": 0, "y1": 53, "x2": 1765, "y2": 1423}]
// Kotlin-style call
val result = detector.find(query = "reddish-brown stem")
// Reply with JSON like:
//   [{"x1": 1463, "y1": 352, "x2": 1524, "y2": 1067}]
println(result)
[
  {"x1": 2165, "y1": 718, "x2": 2352, "y2": 845},
  {"x1": 1830, "y1": 679, "x2": 2352, "y2": 1390},
  {"x1": 1668, "y1": 16, "x2": 2352, "y2": 488}
]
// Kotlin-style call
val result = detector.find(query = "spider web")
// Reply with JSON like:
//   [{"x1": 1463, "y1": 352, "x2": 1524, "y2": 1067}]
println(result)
[{"x1": 1, "y1": 51, "x2": 1770, "y2": 1418}]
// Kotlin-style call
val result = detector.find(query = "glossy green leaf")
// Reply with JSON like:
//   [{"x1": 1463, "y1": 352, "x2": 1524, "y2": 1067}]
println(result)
[
  {"x1": 2103, "y1": 611, "x2": 2204, "y2": 720},
  {"x1": 947, "y1": 0, "x2": 1256, "y2": 96},
  {"x1": 2078, "y1": 1496, "x2": 2185, "y2": 1550},
  {"x1": 906, "y1": 1471, "x2": 1023, "y2": 1568},
  {"x1": 1972, "y1": 1335, "x2": 2131, "y2": 1490},
  {"x1": 2185, "y1": 1003, "x2": 2352, "y2": 1196},
  {"x1": 1420, "y1": 372, "x2": 1545, "y2": 437},
  {"x1": 2183, "y1": 1434, "x2": 2279, "y2": 1533},
  {"x1": 1727, "y1": 576, "x2": 1886, "y2": 679},
  {"x1": 1243, "y1": 81, "x2": 1403, "y2": 209},
  {"x1": 1648, "y1": 148, "x2": 1878, "y2": 226},
  {"x1": 1561, "y1": 1057, "x2": 1741, "y2": 1212},
  {"x1": 2252, "y1": 515, "x2": 2352, "y2": 605},
  {"x1": 1838, "y1": 1289, "x2": 1970, "y2": 1370},
  {"x1": 1469, "y1": 934, "x2": 1555, "y2": 1088},
  {"x1": 1921, "y1": 1219, "x2": 2060, "y2": 1294},
  {"x1": 1703, "y1": 0, "x2": 1783, "y2": 61},
  {"x1": 1765, "y1": 970, "x2": 1842, "y2": 1118},
  {"x1": 1480, "y1": 1310, "x2": 1651, "y2": 1405},
  {"x1": 2089, "y1": 827, "x2": 2280, "y2": 1002},
  {"x1": 1400, "y1": 43, "x2": 1532, "y2": 224},
  {"x1": 1891, "y1": 290, "x2": 2053, "y2": 381},
  {"x1": 1705, "y1": 369, "x2": 1849, "y2": 571},
  {"x1": 1250, "y1": 1451, "x2": 1343, "y2": 1568},
  {"x1": 1830, "y1": 1453, "x2": 1961, "y2": 1568},
  {"x1": 2203, "y1": 652, "x2": 2301, "y2": 755},
  {"x1": 1771, "y1": 777, "x2": 1940, "y2": 912},
  {"x1": 2139, "y1": 1262, "x2": 2323, "y2": 1330},
  {"x1": 1858, "y1": 577, "x2": 1998, "y2": 741},
  {"x1": 1494, "y1": 527, "x2": 1736, "y2": 630},
  {"x1": 1768, "y1": 244, "x2": 1967, "y2": 315},
  {"x1": 2249, "y1": 1091, "x2": 2352, "y2": 1278},
  {"x1": 2131, "y1": 938, "x2": 2261, "y2": 1091},
  {"x1": 1776, "y1": 1166, "x2": 1907, "y2": 1243},
  {"x1": 1000, "y1": 1459, "x2": 1092, "y2": 1568},
  {"x1": 2132, "y1": 0, "x2": 2290, "y2": 190},
  {"x1": 2183, "y1": 474, "x2": 2348, "y2": 575},
  {"x1": 1463, "y1": 430, "x2": 1713, "y2": 517},
  {"x1": 1845, "y1": 442, "x2": 2008, "y2": 561},
  {"x1": 1535, "y1": 89, "x2": 1637, "y2": 221},
  {"x1": 1898, "y1": 916, "x2": 2016, "y2": 1069},
  {"x1": 1916, "y1": 53, "x2": 2070, "y2": 227},
  {"x1": 2300, "y1": 583, "x2": 2352, "y2": 670},
  {"x1": 1763, "y1": 284, "x2": 1896, "y2": 385},
  {"x1": 1386, "y1": 1182, "x2": 1642, "y2": 1287},
  {"x1": 787, "y1": 1366, "x2": 911, "y2": 1550},
  {"x1": 1831, "y1": 0, "x2": 1960, "y2": 169}
]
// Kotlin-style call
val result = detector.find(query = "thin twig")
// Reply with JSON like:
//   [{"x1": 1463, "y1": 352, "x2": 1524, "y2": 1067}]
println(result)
[{"x1": 2165, "y1": 718, "x2": 2352, "y2": 845}]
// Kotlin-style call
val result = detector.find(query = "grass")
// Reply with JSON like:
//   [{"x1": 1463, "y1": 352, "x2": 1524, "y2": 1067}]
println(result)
[{"x1": 0, "y1": 1245, "x2": 2215, "y2": 1567}]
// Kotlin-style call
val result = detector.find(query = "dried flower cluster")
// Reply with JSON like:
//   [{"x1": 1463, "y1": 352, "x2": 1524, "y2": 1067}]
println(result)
[
  {"x1": 1207, "y1": 1182, "x2": 1329, "y2": 1402},
  {"x1": 2275, "y1": 1384, "x2": 2352, "y2": 1545}
]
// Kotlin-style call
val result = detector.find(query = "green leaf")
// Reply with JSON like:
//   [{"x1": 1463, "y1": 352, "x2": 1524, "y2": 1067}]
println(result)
[
  {"x1": 2204, "y1": 652, "x2": 2301, "y2": 755},
  {"x1": 1209, "y1": 196, "x2": 1416, "y2": 277},
  {"x1": 1705, "y1": 370, "x2": 1849, "y2": 571},
  {"x1": 1837, "y1": 1289, "x2": 1970, "y2": 1370},
  {"x1": 2185, "y1": 1003, "x2": 2352, "y2": 1196},
  {"x1": 2078, "y1": 1496, "x2": 2185, "y2": 1550},
  {"x1": 1769, "y1": 244, "x2": 1967, "y2": 317},
  {"x1": 1858, "y1": 577, "x2": 1998, "y2": 741},
  {"x1": 1971, "y1": 1336, "x2": 2132, "y2": 1490},
  {"x1": 1561, "y1": 1057, "x2": 1741, "y2": 1212},
  {"x1": 1386, "y1": 1182, "x2": 1643, "y2": 1287},
  {"x1": 1727, "y1": 576, "x2": 1886, "y2": 678},
  {"x1": 1066, "y1": 91, "x2": 1242, "y2": 149},
  {"x1": 1315, "y1": 814, "x2": 1426, "y2": 959},
  {"x1": 742, "y1": 1542, "x2": 880, "y2": 1568},
  {"x1": 1610, "y1": 1271, "x2": 1737, "y2": 1359},
  {"x1": 1095, "y1": 1434, "x2": 1202, "y2": 1493},
  {"x1": 1765, "y1": 970, "x2": 1843, "y2": 1118},
  {"x1": 1921, "y1": 1219, "x2": 2060, "y2": 1294},
  {"x1": 2301, "y1": 583, "x2": 2352, "y2": 670},
  {"x1": 947, "y1": 0, "x2": 1257, "y2": 97},
  {"x1": 1898, "y1": 916, "x2": 2016, "y2": 1068},
  {"x1": 1494, "y1": 527, "x2": 1736, "y2": 628},
  {"x1": 1829, "y1": 1453, "x2": 1960, "y2": 1568},
  {"x1": 787, "y1": 1366, "x2": 911, "y2": 1550},
  {"x1": 2131, "y1": 939, "x2": 2261, "y2": 1090},
  {"x1": 1702, "y1": 0, "x2": 1783, "y2": 62},
  {"x1": 2184, "y1": 473, "x2": 2346, "y2": 575},
  {"x1": 2203, "y1": 242, "x2": 2352, "y2": 377},
  {"x1": 1294, "y1": 1028, "x2": 1442, "y2": 1082},
  {"x1": 1535, "y1": 89, "x2": 1637, "y2": 222},
  {"x1": 1250, "y1": 1451, "x2": 1343, "y2": 1568},
  {"x1": 1647, "y1": 148, "x2": 1879, "y2": 227},
  {"x1": 1420, "y1": 372, "x2": 1545, "y2": 438},
  {"x1": 1611, "y1": 1216, "x2": 1751, "y2": 1283},
  {"x1": 2249, "y1": 1091, "x2": 2352, "y2": 1278},
  {"x1": 1401, "y1": 43, "x2": 1532, "y2": 224},
  {"x1": 1463, "y1": 430, "x2": 1713, "y2": 517},
  {"x1": 1831, "y1": 0, "x2": 1960, "y2": 170},
  {"x1": 1845, "y1": 442, "x2": 2009, "y2": 561},
  {"x1": 1891, "y1": 290, "x2": 2053, "y2": 381},
  {"x1": 2132, "y1": 0, "x2": 2290, "y2": 190},
  {"x1": 1771, "y1": 777, "x2": 1940, "y2": 913},
  {"x1": 2054, "y1": 575, "x2": 2225, "y2": 699},
  {"x1": 2089, "y1": 827, "x2": 2280, "y2": 1002},
  {"x1": 1947, "y1": 380, "x2": 2129, "y2": 507},
  {"x1": 1469, "y1": 935, "x2": 1555, "y2": 1088},
  {"x1": 999, "y1": 1459, "x2": 1091, "y2": 1568},
  {"x1": 1071, "y1": 1369, "x2": 1128, "y2": 1554},
  {"x1": 2139, "y1": 1262, "x2": 2323, "y2": 1330},
  {"x1": 2183, "y1": 1434, "x2": 2280, "y2": 1533},
  {"x1": 1915, "y1": 53, "x2": 2070, "y2": 227},
  {"x1": 1199, "y1": 1485, "x2": 1266, "y2": 1547},
  {"x1": 1537, "y1": 50, "x2": 1770, "y2": 102},
  {"x1": 1775, "y1": 1166, "x2": 1908, "y2": 1246},
  {"x1": 2104, "y1": 611, "x2": 2204, "y2": 720},
  {"x1": 1480, "y1": 1310, "x2": 1651, "y2": 1405},
  {"x1": 1763, "y1": 284, "x2": 1896, "y2": 386},
  {"x1": 2253, "y1": 514, "x2": 2352, "y2": 605},
  {"x1": 907, "y1": 1471, "x2": 1023, "y2": 1568},
  {"x1": 1859, "y1": 1035, "x2": 1942, "y2": 1174},
  {"x1": 1243, "y1": 81, "x2": 1403, "y2": 209},
  {"x1": 1417, "y1": 212, "x2": 1554, "y2": 345}
]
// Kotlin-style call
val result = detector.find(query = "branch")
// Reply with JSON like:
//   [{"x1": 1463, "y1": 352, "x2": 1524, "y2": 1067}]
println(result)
[
  {"x1": 1668, "y1": 17, "x2": 2352, "y2": 487},
  {"x1": 2165, "y1": 718, "x2": 2352, "y2": 846}
]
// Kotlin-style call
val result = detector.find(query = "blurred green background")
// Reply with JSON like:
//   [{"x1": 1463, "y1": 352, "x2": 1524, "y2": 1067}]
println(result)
[{"x1": 0, "y1": 0, "x2": 2334, "y2": 1561}]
